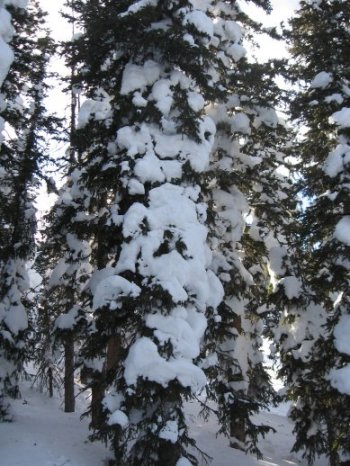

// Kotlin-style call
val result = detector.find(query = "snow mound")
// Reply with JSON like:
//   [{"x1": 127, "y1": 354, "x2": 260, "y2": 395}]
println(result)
[
  {"x1": 0, "y1": 7, "x2": 14, "y2": 87},
  {"x1": 93, "y1": 275, "x2": 141, "y2": 311},
  {"x1": 334, "y1": 216, "x2": 350, "y2": 246},
  {"x1": 330, "y1": 107, "x2": 350, "y2": 128},
  {"x1": 328, "y1": 365, "x2": 350, "y2": 395},
  {"x1": 324, "y1": 144, "x2": 350, "y2": 177},
  {"x1": 334, "y1": 314, "x2": 350, "y2": 355},
  {"x1": 123, "y1": 336, "x2": 207, "y2": 392},
  {"x1": 310, "y1": 71, "x2": 332, "y2": 89}
]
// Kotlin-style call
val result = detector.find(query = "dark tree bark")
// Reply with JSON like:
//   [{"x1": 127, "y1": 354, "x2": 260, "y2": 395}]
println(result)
[{"x1": 64, "y1": 333, "x2": 75, "y2": 413}]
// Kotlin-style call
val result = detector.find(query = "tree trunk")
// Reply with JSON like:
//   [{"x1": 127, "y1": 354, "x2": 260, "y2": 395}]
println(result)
[
  {"x1": 48, "y1": 367, "x2": 53, "y2": 398},
  {"x1": 91, "y1": 190, "x2": 110, "y2": 429},
  {"x1": 106, "y1": 336, "x2": 120, "y2": 372},
  {"x1": 229, "y1": 416, "x2": 246, "y2": 450},
  {"x1": 91, "y1": 383, "x2": 105, "y2": 429},
  {"x1": 158, "y1": 440, "x2": 181, "y2": 466},
  {"x1": 230, "y1": 315, "x2": 246, "y2": 450},
  {"x1": 326, "y1": 417, "x2": 339, "y2": 466},
  {"x1": 64, "y1": 333, "x2": 75, "y2": 413},
  {"x1": 90, "y1": 336, "x2": 120, "y2": 429}
]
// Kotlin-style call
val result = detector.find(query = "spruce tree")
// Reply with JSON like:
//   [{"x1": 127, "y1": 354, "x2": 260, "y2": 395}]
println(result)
[
  {"x1": 35, "y1": 167, "x2": 92, "y2": 409},
  {"x1": 203, "y1": 1, "x2": 296, "y2": 456},
  {"x1": 62, "y1": 1, "x2": 254, "y2": 464},
  {"x1": 208, "y1": 63, "x2": 296, "y2": 455},
  {"x1": 35, "y1": 11, "x2": 88, "y2": 409},
  {"x1": 276, "y1": 1, "x2": 350, "y2": 465},
  {"x1": 0, "y1": 0, "x2": 57, "y2": 419}
]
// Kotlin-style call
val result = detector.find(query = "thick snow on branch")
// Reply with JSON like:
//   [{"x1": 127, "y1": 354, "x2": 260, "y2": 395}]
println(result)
[
  {"x1": 0, "y1": 7, "x2": 14, "y2": 86},
  {"x1": 310, "y1": 71, "x2": 332, "y2": 89},
  {"x1": 330, "y1": 107, "x2": 350, "y2": 128}
]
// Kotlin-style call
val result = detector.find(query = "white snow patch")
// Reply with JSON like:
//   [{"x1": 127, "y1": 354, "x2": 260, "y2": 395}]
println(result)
[
  {"x1": 267, "y1": 242, "x2": 287, "y2": 282},
  {"x1": 0, "y1": 382, "x2": 110, "y2": 466},
  {"x1": 277, "y1": 303, "x2": 327, "y2": 358},
  {"x1": 279, "y1": 276, "x2": 303, "y2": 300},
  {"x1": 334, "y1": 314, "x2": 350, "y2": 356},
  {"x1": 134, "y1": 152, "x2": 165, "y2": 183},
  {"x1": 132, "y1": 91, "x2": 148, "y2": 107},
  {"x1": 48, "y1": 258, "x2": 69, "y2": 288},
  {"x1": 0, "y1": 8, "x2": 14, "y2": 86},
  {"x1": 88, "y1": 267, "x2": 116, "y2": 294},
  {"x1": 334, "y1": 216, "x2": 350, "y2": 246},
  {"x1": 310, "y1": 71, "x2": 332, "y2": 89},
  {"x1": 176, "y1": 458, "x2": 192, "y2": 466},
  {"x1": 330, "y1": 107, "x2": 350, "y2": 128},
  {"x1": 3, "y1": 301, "x2": 28, "y2": 335},
  {"x1": 117, "y1": 124, "x2": 152, "y2": 157},
  {"x1": 325, "y1": 93, "x2": 344, "y2": 105},
  {"x1": 103, "y1": 392, "x2": 124, "y2": 413},
  {"x1": 0, "y1": 377, "x2": 330, "y2": 466},
  {"x1": 121, "y1": 0, "x2": 157, "y2": 15},
  {"x1": 120, "y1": 60, "x2": 162, "y2": 95},
  {"x1": 159, "y1": 420, "x2": 179, "y2": 443},
  {"x1": 152, "y1": 78, "x2": 173, "y2": 115},
  {"x1": 84, "y1": 357, "x2": 104, "y2": 373},
  {"x1": 107, "y1": 410, "x2": 129, "y2": 427},
  {"x1": 255, "y1": 107, "x2": 279, "y2": 128},
  {"x1": 324, "y1": 144, "x2": 350, "y2": 177},
  {"x1": 124, "y1": 337, "x2": 206, "y2": 392},
  {"x1": 118, "y1": 183, "x2": 224, "y2": 308},
  {"x1": 187, "y1": 91, "x2": 205, "y2": 112},
  {"x1": 183, "y1": 10, "x2": 214, "y2": 38},
  {"x1": 146, "y1": 306, "x2": 207, "y2": 360},
  {"x1": 55, "y1": 306, "x2": 79, "y2": 330},
  {"x1": 93, "y1": 275, "x2": 141, "y2": 311},
  {"x1": 328, "y1": 365, "x2": 350, "y2": 395},
  {"x1": 0, "y1": 7, "x2": 14, "y2": 42},
  {"x1": 226, "y1": 43, "x2": 246, "y2": 62},
  {"x1": 4, "y1": 0, "x2": 28, "y2": 7},
  {"x1": 78, "y1": 89, "x2": 112, "y2": 128},
  {"x1": 232, "y1": 112, "x2": 251, "y2": 134},
  {"x1": 128, "y1": 178, "x2": 145, "y2": 195}
]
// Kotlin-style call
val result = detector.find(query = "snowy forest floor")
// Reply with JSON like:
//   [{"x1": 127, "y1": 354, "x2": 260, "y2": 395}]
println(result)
[{"x1": 0, "y1": 381, "x2": 328, "y2": 466}]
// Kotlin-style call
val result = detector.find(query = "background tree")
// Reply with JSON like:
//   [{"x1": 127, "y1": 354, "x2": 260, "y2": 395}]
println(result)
[
  {"x1": 34, "y1": 4, "x2": 88, "y2": 412},
  {"x1": 0, "y1": 0, "x2": 57, "y2": 419},
  {"x1": 35, "y1": 168, "x2": 92, "y2": 411},
  {"x1": 202, "y1": 0, "x2": 297, "y2": 456},
  {"x1": 275, "y1": 1, "x2": 350, "y2": 465}
]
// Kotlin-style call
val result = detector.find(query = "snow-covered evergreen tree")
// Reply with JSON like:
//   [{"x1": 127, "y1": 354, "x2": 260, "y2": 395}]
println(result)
[
  {"x1": 35, "y1": 12, "x2": 89, "y2": 409},
  {"x1": 0, "y1": 0, "x2": 56, "y2": 419},
  {"x1": 207, "y1": 63, "x2": 296, "y2": 455},
  {"x1": 202, "y1": 2, "x2": 297, "y2": 456},
  {"x1": 63, "y1": 0, "x2": 252, "y2": 463},
  {"x1": 276, "y1": 1, "x2": 350, "y2": 464},
  {"x1": 35, "y1": 166, "x2": 92, "y2": 409}
]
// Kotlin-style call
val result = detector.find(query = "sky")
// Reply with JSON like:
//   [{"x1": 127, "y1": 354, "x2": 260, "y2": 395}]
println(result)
[{"x1": 241, "y1": 0, "x2": 300, "y2": 61}]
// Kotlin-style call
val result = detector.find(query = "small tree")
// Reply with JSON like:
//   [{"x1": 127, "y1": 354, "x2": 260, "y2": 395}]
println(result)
[{"x1": 35, "y1": 166, "x2": 92, "y2": 411}]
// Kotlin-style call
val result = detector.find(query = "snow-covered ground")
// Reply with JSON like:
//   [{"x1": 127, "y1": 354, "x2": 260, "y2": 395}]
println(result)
[
  {"x1": 0, "y1": 383, "x2": 109, "y2": 466},
  {"x1": 0, "y1": 381, "x2": 328, "y2": 466}
]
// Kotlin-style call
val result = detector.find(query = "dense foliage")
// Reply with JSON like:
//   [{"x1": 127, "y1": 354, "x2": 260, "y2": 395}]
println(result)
[{"x1": 1, "y1": 1, "x2": 349, "y2": 466}]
